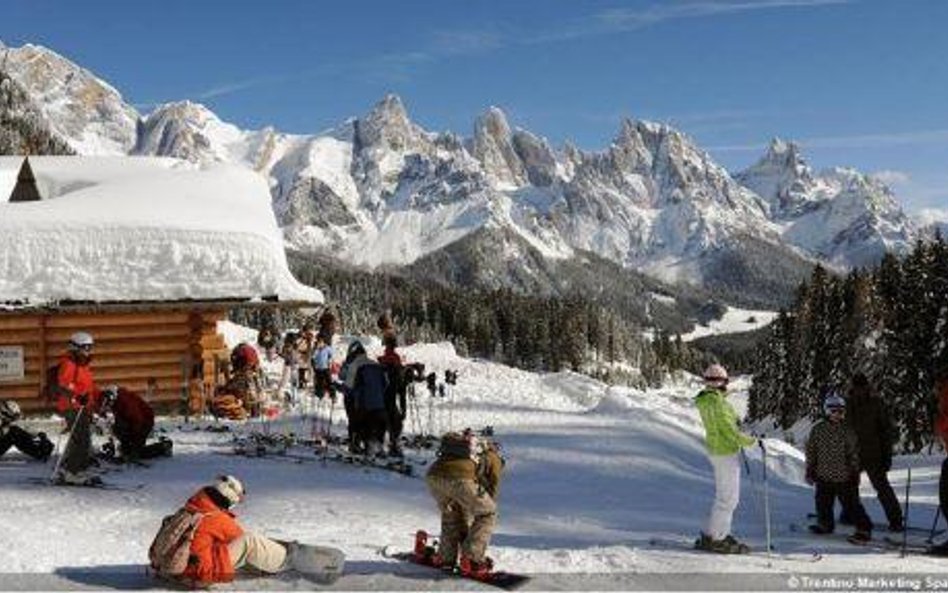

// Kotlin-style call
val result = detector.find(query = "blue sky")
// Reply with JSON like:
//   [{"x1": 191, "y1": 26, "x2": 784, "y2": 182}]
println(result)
[{"x1": 2, "y1": 0, "x2": 946, "y2": 211}]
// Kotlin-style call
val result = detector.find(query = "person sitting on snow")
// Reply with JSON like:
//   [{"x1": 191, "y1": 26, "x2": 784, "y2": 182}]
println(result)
[
  {"x1": 805, "y1": 393, "x2": 873, "y2": 544},
  {"x1": 694, "y1": 363, "x2": 756, "y2": 554},
  {"x1": 0, "y1": 400, "x2": 54, "y2": 461},
  {"x1": 163, "y1": 475, "x2": 292, "y2": 586},
  {"x1": 424, "y1": 430, "x2": 504, "y2": 579},
  {"x1": 53, "y1": 331, "x2": 102, "y2": 484},
  {"x1": 99, "y1": 386, "x2": 172, "y2": 462}
]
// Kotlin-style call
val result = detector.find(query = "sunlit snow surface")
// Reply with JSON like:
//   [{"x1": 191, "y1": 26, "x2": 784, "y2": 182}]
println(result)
[{"x1": 0, "y1": 341, "x2": 943, "y2": 590}]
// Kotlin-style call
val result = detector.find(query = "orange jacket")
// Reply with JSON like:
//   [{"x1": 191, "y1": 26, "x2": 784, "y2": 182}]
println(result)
[
  {"x1": 55, "y1": 355, "x2": 100, "y2": 414},
  {"x1": 183, "y1": 489, "x2": 243, "y2": 584}
]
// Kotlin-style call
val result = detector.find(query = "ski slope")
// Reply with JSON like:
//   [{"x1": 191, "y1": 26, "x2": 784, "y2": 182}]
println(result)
[{"x1": 0, "y1": 341, "x2": 945, "y2": 590}]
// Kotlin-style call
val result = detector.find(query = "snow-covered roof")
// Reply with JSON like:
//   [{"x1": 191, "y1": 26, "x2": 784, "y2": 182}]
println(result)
[{"x1": 0, "y1": 156, "x2": 323, "y2": 305}]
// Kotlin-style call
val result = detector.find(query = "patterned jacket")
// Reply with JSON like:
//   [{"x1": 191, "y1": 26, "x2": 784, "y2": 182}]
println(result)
[{"x1": 805, "y1": 419, "x2": 861, "y2": 483}]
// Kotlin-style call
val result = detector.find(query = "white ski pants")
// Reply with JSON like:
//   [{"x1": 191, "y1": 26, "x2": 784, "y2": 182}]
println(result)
[
  {"x1": 705, "y1": 453, "x2": 741, "y2": 540},
  {"x1": 228, "y1": 532, "x2": 287, "y2": 574}
]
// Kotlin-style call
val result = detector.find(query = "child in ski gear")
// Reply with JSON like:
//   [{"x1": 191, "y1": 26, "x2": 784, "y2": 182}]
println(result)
[
  {"x1": 162, "y1": 475, "x2": 288, "y2": 586},
  {"x1": 425, "y1": 430, "x2": 504, "y2": 578},
  {"x1": 54, "y1": 331, "x2": 101, "y2": 484},
  {"x1": 845, "y1": 373, "x2": 903, "y2": 531},
  {"x1": 311, "y1": 334, "x2": 335, "y2": 401},
  {"x1": 805, "y1": 394, "x2": 873, "y2": 543},
  {"x1": 378, "y1": 334, "x2": 407, "y2": 457},
  {"x1": 694, "y1": 363, "x2": 755, "y2": 554},
  {"x1": 0, "y1": 400, "x2": 54, "y2": 461},
  {"x1": 99, "y1": 386, "x2": 171, "y2": 461}
]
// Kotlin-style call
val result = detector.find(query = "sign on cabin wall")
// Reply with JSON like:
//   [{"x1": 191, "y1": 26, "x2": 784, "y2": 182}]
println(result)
[{"x1": 0, "y1": 346, "x2": 25, "y2": 381}]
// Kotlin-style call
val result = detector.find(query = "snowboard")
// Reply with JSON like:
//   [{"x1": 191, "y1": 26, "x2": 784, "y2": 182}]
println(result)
[
  {"x1": 380, "y1": 547, "x2": 530, "y2": 590},
  {"x1": 277, "y1": 540, "x2": 346, "y2": 584}
]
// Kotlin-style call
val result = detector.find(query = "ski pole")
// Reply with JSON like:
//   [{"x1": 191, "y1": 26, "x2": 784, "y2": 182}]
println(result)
[
  {"x1": 760, "y1": 439, "x2": 772, "y2": 554},
  {"x1": 928, "y1": 504, "x2": 941, "y2": 544},
  {"x1": 903, "y1": 467, "x2": 912, "y2": 557},
  {"x1": 51, "y1": 403, "x2": 86, "y2": 480}
]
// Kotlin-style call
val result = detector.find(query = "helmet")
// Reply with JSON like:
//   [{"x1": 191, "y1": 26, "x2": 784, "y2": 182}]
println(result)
[
  {"x1": 702, "y1": 363, "x2": 729, "y2": 386},
  {"x1": 0, "y1": 400, "x2": 21, "y2": 424},
  {"x1": 347, "y1": 340, "x2": 365, "y2": 357},
  {"x1": 212, "y1": 474, "x2": 245, "y2": 508},
  {"x1": 823, "y1": 394, "x2": 846, "y2": 415},
  {"x1": 68, "y1": 331, "x2": 94, "y2": 351}
]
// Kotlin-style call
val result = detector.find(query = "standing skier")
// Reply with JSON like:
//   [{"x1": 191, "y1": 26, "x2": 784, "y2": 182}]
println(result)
[
  {"x1": 930, "y1": 372, "x2": 948, "y2": 556},
  {"x1": 378, "y1": 334, "x2": 406, "y2": 457},
  {"x1": 425, "y1": 430, "x2": 504, "y2": 578},
  {"x1": 0, "y1": 400, "x2": 54, "y2": 461},
  {"x1": 53, "y1": 331, "x2": 102, "y2": 484},
  {"x1": 805, "y1": 393, "x2": 873, "y2": 544},
  {"x1": 694, "y1": 363, "x2": 756, "y2": 554},
  {"x1": 845, "y1": 373, "x2": 903, "y2": 531}
]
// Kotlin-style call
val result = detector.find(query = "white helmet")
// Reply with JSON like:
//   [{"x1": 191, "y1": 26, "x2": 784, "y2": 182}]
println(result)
[
  {"x1": 68, "y1": 331, "x2": 94, "y2": 350},
  {"x1": 212, "y1": 474, "x2": 245, "y2": 508},
  {"x1": 0, "y1": 400, "x2": 21, "y2": 423},
  {"x1": 703, "y1": 363, "x2": 729, "y2": 386}
]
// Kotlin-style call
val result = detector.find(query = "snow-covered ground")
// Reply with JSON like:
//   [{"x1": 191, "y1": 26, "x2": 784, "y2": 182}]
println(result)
[
  {"x1": 1, "y1": 341, "x2": 945, "y2": 590},
  {"x1": 682, "y1": 307, "x2": 779, "y2": 342}
]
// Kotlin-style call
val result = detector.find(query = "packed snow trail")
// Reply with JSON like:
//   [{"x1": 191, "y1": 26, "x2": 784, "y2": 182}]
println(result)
[{"x1": 1, "y1": 342, "x2": 946, "y2": 590}]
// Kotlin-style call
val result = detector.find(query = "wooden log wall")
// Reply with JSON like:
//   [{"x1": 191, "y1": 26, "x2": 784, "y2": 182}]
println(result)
[{"x1": 0, "y1": 308, "x2": 230, "y2": 414}]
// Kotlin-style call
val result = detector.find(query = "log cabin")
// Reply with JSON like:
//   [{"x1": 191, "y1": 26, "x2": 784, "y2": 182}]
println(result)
[{"x1": 0, "y1": 156, "x2": 323, "y2": 414}]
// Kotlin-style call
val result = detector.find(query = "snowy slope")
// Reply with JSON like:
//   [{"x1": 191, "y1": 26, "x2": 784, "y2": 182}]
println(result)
[
  {"x1": 0, "y1": 341, "x2": 942, "y2": 589},
  {"x1": 0, "y1": 156, "x2": 322, "y2": 304}
]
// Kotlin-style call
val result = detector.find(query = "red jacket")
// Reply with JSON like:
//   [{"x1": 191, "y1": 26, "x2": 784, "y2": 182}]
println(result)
[
  {"x1": 936, "y1": 382, "x2": 948, "y2": 446},
  {"x1": 55, "y1": 355, "x2": 100, "y2": 415},
  {"x1": 111, "y1": 388, "x2": 154, "y2": 448},
  {"x1": 377, "y1": 348, "x2": 402, "y2": 368},
  {"x1": 183, "y1": 489, "x2": 243, "y2": 584}
]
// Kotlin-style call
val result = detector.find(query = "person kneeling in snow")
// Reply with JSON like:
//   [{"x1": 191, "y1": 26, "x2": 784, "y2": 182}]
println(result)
[
  {"x1": 805, "y1": 393, "x2": 873, "y2": 544},
  {"x1": 0, "y1": 400, "x2": 54, "y2": 461},
  {"x1": 425, "y1": 430, "x2": 504, "y2": 579},
  {"x1": 694, "y1": 364, "x2": 756, "y2": 554},
  {"x1": 99, "y1": 386, "x2": 172, "y2": 462},
  {"x1": 155, "y1": 475, "x2": 290, "y2": 586}
]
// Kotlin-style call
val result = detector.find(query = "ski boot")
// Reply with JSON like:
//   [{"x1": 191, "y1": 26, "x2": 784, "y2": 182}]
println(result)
[
  {"x1": 808, "y1": 523, "x2": 834, "y2": 535},
  {"x1": 459, "y1": 555, "x2": 494, "y2": 580},
  {"x1": 847, "y1": 530, "x2": 871, "y2": 545},
  {"x1": 158, "y1": 436, "x2": 174, "y2": 457},
  {"x1": 699, "y1": 534, "x2": 749, "y2": 554}
]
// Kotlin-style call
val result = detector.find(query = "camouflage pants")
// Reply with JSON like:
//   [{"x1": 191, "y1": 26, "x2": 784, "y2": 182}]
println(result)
[{"x1": 426, "y1": 475, "x2": 497, "y2": 564}]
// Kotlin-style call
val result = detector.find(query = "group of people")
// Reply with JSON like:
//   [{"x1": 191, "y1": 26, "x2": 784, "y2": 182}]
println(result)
[
  {"x1": 149, "y1": 427, "x2": 505, "y2": 587},
  {"x1": 694, "y1": 364, "x2": 913, "y2": 554},
  {"x1": 0, "y1": 331, "x2": 172, "y2": 485}
]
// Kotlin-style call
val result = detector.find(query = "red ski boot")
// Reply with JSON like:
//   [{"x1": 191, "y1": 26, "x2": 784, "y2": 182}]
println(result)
[{"x1": 459, "y1": 556, "x2": 494, "y2": 581}]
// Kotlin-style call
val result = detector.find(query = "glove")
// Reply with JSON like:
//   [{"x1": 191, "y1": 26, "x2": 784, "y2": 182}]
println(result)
[{"x1": 76, "y1": 393, "x2": 89, "y2": 407}]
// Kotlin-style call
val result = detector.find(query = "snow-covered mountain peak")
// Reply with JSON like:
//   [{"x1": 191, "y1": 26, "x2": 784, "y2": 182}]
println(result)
[
  {"x1": 473, "y1": 106, "x2": 527, "y2": 188},
  {"x1": 134, "y1": 100, "x2": 248, "y2": 165},
  {"x1": 0, "y1": 43, "x2": 138, "y2": 155},
  {"x1": 735, "y1": 137, "x2": 819, "y2": 219}
]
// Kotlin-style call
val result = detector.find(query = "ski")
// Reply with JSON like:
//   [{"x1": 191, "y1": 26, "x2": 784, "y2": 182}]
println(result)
[
  {"x1": 646, "y1": 536, "x2": 823, "y2": 563},
  {"x1": 380, "y1": 546, "x2": 530, "y2": 590},
  {"x1": 23, "y1": 476, "x2": 145, "y2": 492},
  {"x1": 789, "y1": 523, "x2": 931, "y2": 553}
]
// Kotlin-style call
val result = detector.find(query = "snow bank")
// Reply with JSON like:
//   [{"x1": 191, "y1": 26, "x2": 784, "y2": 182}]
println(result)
[
  {"x1": 682, "y1": 306, "x2": 778, "y2": 342},
  {"x1": 0, "y1": 157, "x2": 322, "y2": 304}
]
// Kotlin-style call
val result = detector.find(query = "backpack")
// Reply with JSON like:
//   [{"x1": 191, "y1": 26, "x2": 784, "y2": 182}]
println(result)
[
  {"x1": 148, "y1": 507, "x2": 212, "y2": 577},
  {"x1": 437, "y1": 431, "x2": 480, "y2": 461},
  {"x1": 41, "y1": 363, "x2": 68, "y2": 403}
]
